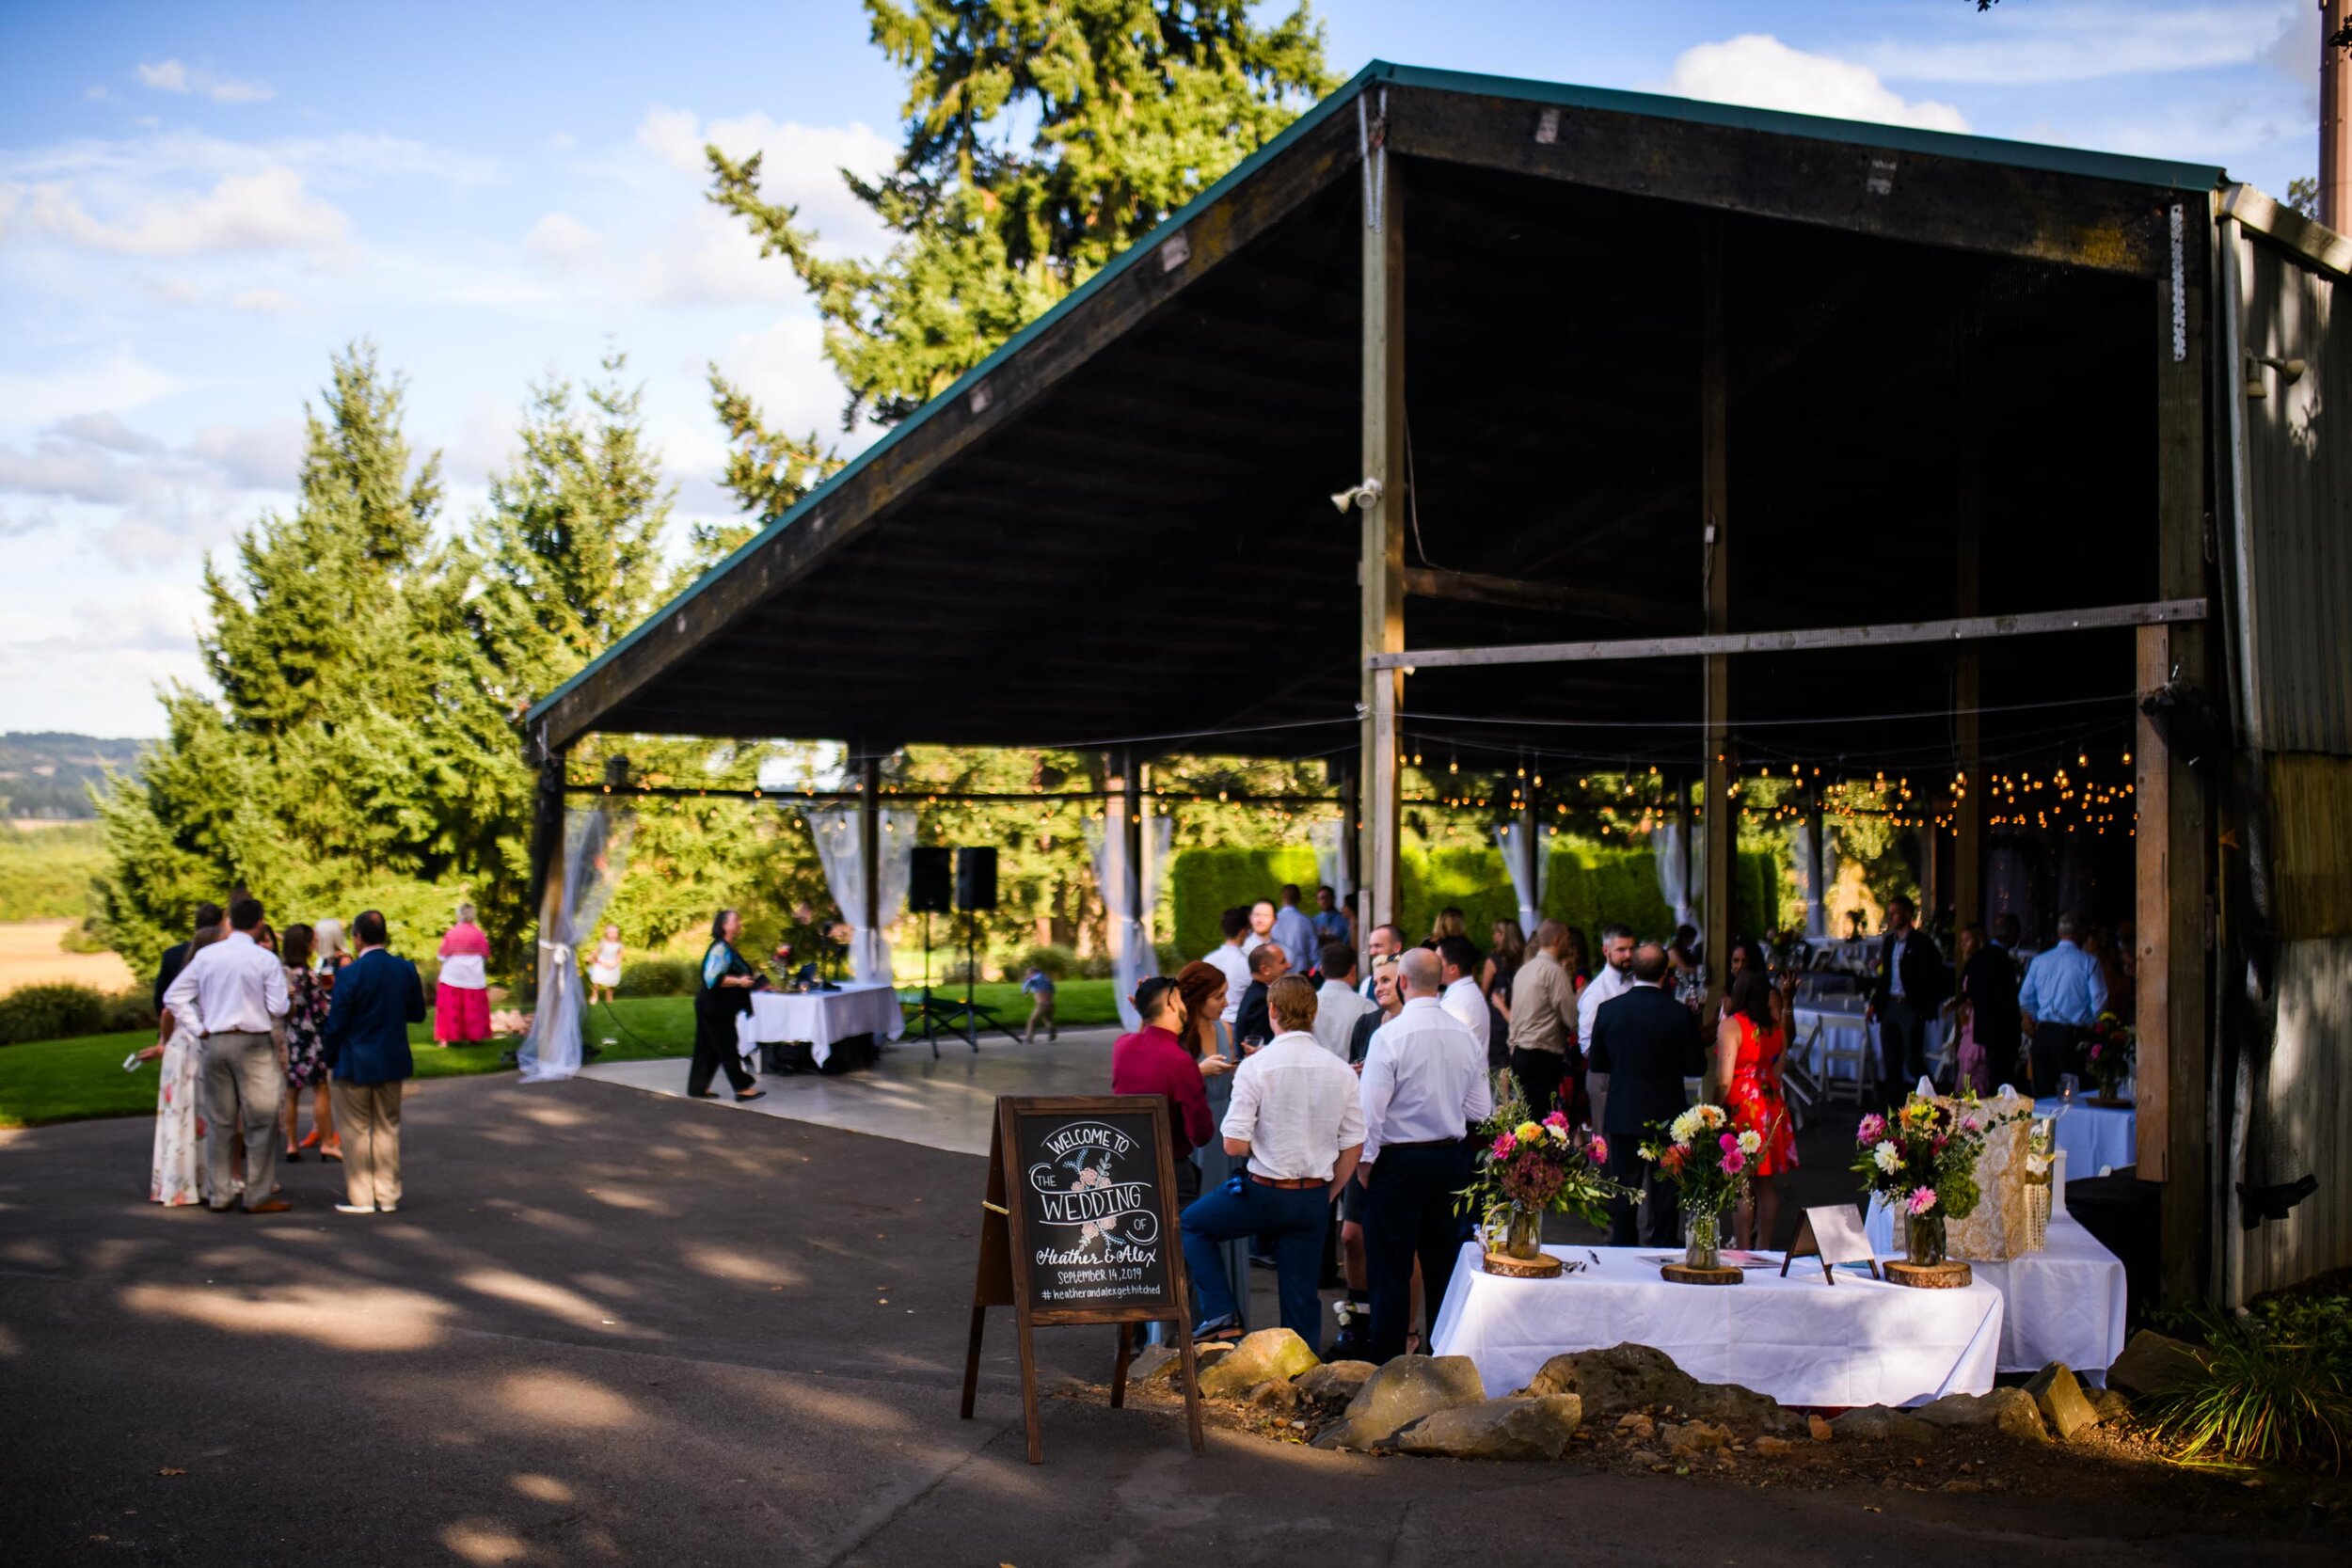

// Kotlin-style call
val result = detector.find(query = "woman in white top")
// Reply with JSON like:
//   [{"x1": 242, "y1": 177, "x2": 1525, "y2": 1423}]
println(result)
[{"x1": 434, "y1": 901, "x2": 493, "y2": 1046}]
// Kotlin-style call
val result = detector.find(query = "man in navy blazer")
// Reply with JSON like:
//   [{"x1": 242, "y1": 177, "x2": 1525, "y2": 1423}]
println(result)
[
  {"x1": 1585, "y1": 942, "x2": 1706, "y2": 1246},
  {"x1": 323, "y1": 909, "x2": 425, "y2": 1215}
]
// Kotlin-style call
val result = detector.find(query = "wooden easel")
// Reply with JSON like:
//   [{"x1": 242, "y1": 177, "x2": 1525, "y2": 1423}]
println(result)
[
  {"x1": 959, "y1": 1096, "x2": 1204, "y2": 1464},
  {"x1": 1780, "y1": 1204, "x2": 1883, "y2": 1283}
]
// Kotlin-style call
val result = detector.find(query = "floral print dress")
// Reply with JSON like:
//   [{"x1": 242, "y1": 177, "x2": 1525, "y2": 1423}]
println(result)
[
  {"x1": 150, "y1": 1020, "x2": 207, "y2": 1207},
  {"x1": 282, "y1": 966, "x2": 331, "y2": 1088}
]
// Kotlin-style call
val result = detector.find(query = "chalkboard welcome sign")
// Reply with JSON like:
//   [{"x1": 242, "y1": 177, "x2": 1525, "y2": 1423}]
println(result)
[{"x1": 960, "y1": 1096, "x2": 1202, "y2": 1464}]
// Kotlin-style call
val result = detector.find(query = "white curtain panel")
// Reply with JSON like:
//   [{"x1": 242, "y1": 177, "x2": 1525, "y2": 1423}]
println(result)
[
  {"x1": 518, "y1": 806, "x2": 634, "y2": 1083},
  {"x1": 1087, "y1": 808, "x2": 1165, "y2": 1031},
  {"x1": 1492, "y1": 821, "x2": 1552, "y2": 935},
  {"x1": 805, "y1": 805, "x2": 915, "y2": 987},
  {"x1": 1654, "y1": 822, "x2": 1695, "y2": 932},
  {"x1": 1797, "y1": 822, "x2": 1838, "y2": 938},
  {"x1": 1308, "y1": 816, "x2": 1353, "y2": 908}
]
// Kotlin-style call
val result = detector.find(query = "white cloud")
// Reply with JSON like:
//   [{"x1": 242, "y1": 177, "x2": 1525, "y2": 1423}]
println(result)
[
  {"x1": 1854, "y1": 1, "x2": 2300, "y2": 87},
  {"x1": 0, "y1": 413, "x2": 301, "y2": 566},
  {"x1": 708, "y1": 316, "x2": 850, "y2": 436},
  {"x1": 1665, "y1": 35, "x2": 1969, "y2": 134},
  {"x1": 0, "y1": 581, "x2": 209, "y2": 733},
  {"x1": 633, "y1": 106, "x2": 894, "y2": 260},
  {"x1": 1, "y1": 166, "x2": 349, "y2": 259},
  {"x1": 230, "y1": 287, "x2": 299, "y2": 313},
  {"x1": 0, "y1": 354, "x2": 178, "y2": 425},
  {"x1": 135, "y1": 58, "x2": 274, "y2": 103},
  {"x1": 522, "y1": 211, "x2": 603, "y2": 268}
]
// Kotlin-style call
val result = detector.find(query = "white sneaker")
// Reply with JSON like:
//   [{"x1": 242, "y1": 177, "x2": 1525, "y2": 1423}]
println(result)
[
  {"x1": 376, "y1": 1202, "x2": 398, "y2": 1213},
  {"x1": 333, "y1": 1203, "x2": 374, "y2": 1215}
]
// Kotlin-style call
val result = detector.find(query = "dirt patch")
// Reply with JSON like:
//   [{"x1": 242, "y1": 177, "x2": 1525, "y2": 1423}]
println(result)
[{"x1": 0, "y1": 920, "x2": 134, "y2": 996}]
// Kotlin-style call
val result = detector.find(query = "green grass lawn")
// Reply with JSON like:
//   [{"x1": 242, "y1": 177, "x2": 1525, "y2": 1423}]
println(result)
[{"x1": 0, "y1": 980, "x2": 1120, "y2": 1128}]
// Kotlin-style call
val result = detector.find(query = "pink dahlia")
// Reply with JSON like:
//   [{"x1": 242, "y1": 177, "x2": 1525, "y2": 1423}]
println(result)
[
  {"x1": 1856, "y1": 1114, "x2": 1887, "y2": 1145},
  {"x1": 1720, "y1": 1149, "x2": 1747, "y2": 1175},
  {"x1": 1906, "y1": 1186, "x2": 1939, "y2": 1216}
]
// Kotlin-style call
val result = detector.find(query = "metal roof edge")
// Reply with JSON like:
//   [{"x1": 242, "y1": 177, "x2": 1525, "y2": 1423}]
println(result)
[
  {"x1": 2221, "y1": 182, "x2": 2352, "y2": 280},
  {"x1": 525, "y1": 59, "x2": 1393, "y2": 732},
  {"x1": 1380, "y1": 62, "x2": 2226, "y2": 195}
]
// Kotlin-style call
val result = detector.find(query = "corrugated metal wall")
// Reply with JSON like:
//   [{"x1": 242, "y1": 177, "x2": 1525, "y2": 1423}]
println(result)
[{"x1": 2226, "y1": 214, "x2": 2351, "y2": 1302}]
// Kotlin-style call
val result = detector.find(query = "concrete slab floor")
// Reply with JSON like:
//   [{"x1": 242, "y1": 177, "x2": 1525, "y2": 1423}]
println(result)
[{"x1": 0, "y1": 1072, "x2": 2329, "y2": 1567}]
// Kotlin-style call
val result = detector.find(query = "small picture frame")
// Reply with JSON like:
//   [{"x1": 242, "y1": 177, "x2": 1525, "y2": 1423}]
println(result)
[{"x1": 1781, "y1": 1204, "x2": 1880, "y2": 1283}]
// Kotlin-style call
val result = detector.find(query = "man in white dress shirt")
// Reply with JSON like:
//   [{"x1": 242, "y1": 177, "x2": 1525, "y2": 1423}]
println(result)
[
  {"x1": 1578, "y1": 923, "x2": 1636, "y2": 1129},
  {"x1": 1311, "y1": 941, "x2": 1374, "y2": 1062},
  {"x1": 1358, "y1": 947, "x2": 1491, "y2": 1362},
  {"x1": 1180, "y1": 975, "x2": 1365, "y2": 1347},
  {"x1": 1435, "y1": 933, "x2": 1490, "y2": 1062},
  {"x1": 1202, "y1": 906, "x2": 1251, "y2": 1026},
  {"x1": 163, "y1": 895, "x2": 292, "y2": 1212}
]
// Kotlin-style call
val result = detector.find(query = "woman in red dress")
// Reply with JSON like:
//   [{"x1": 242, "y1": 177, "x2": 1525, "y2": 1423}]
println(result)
[{"x1": 1715, "y1": 968, "x2": 1798, "y2": 1249}]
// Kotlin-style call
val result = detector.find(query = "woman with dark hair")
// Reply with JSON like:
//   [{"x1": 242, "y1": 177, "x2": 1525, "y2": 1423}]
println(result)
[
  {"x1": 690, "y1": 910, "x2": 765, "y2": 1102},
  {"x1": 1716, "y1": 967, "x2": 1796, "y2": 1249},
  {"x1": 1482, "y1": 918, "x2": 1526, "y2": 1029},
  {"x1": 1561, "y1": 927, "x2": 1592, "y2": 989},
  {"x1": 1172, "y1": 959, "x2": 1245, "y2": 1327},
  {"x1": 278, "y1": 923, "x2": 337, "y2": 1163}
]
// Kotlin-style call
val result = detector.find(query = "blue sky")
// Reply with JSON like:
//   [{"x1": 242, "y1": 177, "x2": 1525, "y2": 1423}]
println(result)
[{"x1": 0, "y1": 0, "x2": 2325, "y2": 736}]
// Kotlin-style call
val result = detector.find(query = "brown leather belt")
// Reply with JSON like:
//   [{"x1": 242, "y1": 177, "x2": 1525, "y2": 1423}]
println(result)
[{"x1": 1250, "y1": 1174, "x2": 1324, "y2": 1190}]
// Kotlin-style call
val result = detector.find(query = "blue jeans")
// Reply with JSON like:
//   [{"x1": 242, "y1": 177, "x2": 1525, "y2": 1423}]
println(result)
[{"x1": 1181, "y1": 1176, "x2": 1331, "y2": 1349}]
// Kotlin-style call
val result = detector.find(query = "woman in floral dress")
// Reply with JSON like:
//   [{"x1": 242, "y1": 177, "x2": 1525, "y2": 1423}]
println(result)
[
  {"x1": 139, "y1": 922, "x2": 222, "y2": 1206},
  {"x1": 278, "y1": 924, "x2": 335, "y2": 1162},
  {"x1": 1714, "y1": 968, "x2": 1798, "y2": 1250}
]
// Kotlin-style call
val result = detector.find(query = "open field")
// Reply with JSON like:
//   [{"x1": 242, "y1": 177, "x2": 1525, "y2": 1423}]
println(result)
[{"x1": 0, "y1": 918, "x2": 134, "y2": 996}]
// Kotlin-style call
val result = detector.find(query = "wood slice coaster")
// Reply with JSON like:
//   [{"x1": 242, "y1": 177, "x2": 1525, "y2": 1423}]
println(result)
[
  {"x1": 1483, "y1": 1250, "x2": 1564, "y2": 1278},
  {"x1": 1659, "y1": 1262, "x2": 1743, "y2": 1286},
  {"x1": 1884, "y1": 1259, "x2": 1974, "y2": 1289},
  {"x1": 2086, "y1": 1095, "x2": 2135, "y2": 1109}
]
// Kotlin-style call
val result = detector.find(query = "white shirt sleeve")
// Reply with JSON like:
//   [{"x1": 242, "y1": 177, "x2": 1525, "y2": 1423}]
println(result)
[
  {"x1": 265, "y1": 955, "x2": 290, "y2": 1020},
  {"x1": 1359, "y1": 1034, "x2": 1396, "y2": 1163},
  {"x1": 164, "y1": 958, "x2": 204, "y2": 1036},
  {"x1": 1463, "y1": 1039, "x2": 1493, "y2": 1126},
  {"x1": 1334, "y1": 1059, "x2": 1367, "y2": 1150},
  {"x1": 1220, "y1": 1057, "x2": 1261, "y2": 1146},
  {"x1": 1577, "y1": 981, "x2": 1600, "y2": 1050}
]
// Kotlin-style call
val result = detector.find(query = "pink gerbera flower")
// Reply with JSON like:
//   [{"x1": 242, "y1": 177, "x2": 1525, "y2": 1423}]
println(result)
[
  {"x1": 1906, "y1": 1186, "x2": 1939, "y2": 1216},
  {"x1": 1587, "y1": 1134, "x2": 1609, "y2": 1164},
  {"x1": 1856, "y1": 1114, "x2": 1887, "y2": 1145},
  {"x1": 1491, "y1": 1132, "x2": 1518, "y2": 1159},
  {"x1": 1720, "y1": 1149, "x2": 1746, "y2": 1176}
]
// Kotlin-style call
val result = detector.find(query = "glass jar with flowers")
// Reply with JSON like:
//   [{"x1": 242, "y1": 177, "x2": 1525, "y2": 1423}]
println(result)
[
  {"x1": 1457, "y1": 1098, "x2": 1615, "y2": 1277},
  {"x1": 2084, "y1": 1011, "x2": 2135, "y2": 1104},
  {"x1": 1852, "y1": 1090, "x2": 2026, "y2": 1283},
  {"x1": 1639, "y1": 1103, "x2": 1758, "y2": 1276}
]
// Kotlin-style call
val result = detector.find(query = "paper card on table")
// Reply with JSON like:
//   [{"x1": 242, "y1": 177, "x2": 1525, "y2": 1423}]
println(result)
[{"x1": 1781, "y1": 1205, "x2": 1880, "y2": 1283}]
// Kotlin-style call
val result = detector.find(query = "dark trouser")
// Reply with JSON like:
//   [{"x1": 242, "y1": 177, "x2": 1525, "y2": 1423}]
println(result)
[
  {"x1": 1365, "y1": 1140, "x2": 1472, "y2": 1363},
  {"x1": 1978, "y1": 1023, "x2": 2022, "y2": 1095},
  {"x1": 1606, "y1": 1139, "x2": 1680, "y2": 1248},
  {"x1": 688, "y1": 997, "x2": 755, "y2": 1096},
  {"x1": 1509, "y1": 1048, "x2": 1566, "y2": 1118},
  {"x1": 2030, "y1": 1022, "x2": 2087, "y2": 1094},
  {"x1": 1182, "y1": 1177, "x2": 1330, "y2": 1347},
  {"x1": 1879, "y1": 998, "x2": 1929, "y2": 1099}
]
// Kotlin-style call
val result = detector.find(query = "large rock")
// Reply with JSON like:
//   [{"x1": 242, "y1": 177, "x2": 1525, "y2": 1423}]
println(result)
[
  {"x1": 1520, "y1": 1343, "x2": 1793, "y2": 1432},
  {"x1": 1296, "y1": 1359, "x2": 1376, "y2": 1411},
  {"x1": 2024, "y1": 1363, "x2": 2101, "y2": 1442},
  {"x1": 1312, "y1": 1355, "x2": 1486, "y2": 1450},
  {"x1": 1831, "y1": 1404, "x2": 1939, "y2": 1446},
  {"x1": 1394, "y1": 1395, "x2": 1583, "y2": 1461},
  {"x1": 1913, "y1": 1387, "x2": 2047, "y2": 1442},
  {"x1": 2106, "y1": 1330, "x2": 2207, "y2": 1399},
  {"x1": 1198, "y1": 1328, "x2": 1320, "y2": 1400}
]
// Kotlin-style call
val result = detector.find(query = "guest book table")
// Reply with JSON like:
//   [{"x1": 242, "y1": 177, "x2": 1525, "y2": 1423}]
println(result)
[
  {"x1": 2039, "y1": 1097, "x2": 2137, "y2": 1177},
  {"x1": 1862, "y1": 1205, "x2": 2127, "y2": 1379},
  {"x1": 1429, "y1": 1242, "x2": 2002, "y2": 1408},
  {"x1": 733, "y1": 982, "x2": 904, "y2": 1071}
]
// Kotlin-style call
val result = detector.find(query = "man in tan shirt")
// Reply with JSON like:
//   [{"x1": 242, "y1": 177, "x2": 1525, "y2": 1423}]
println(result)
[{"x1": 1505, "y1": 920, "x2": 1579, "y2": 1117}]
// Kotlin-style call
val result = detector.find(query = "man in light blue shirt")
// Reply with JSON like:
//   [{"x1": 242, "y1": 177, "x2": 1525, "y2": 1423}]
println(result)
[
  {"x1": 1271, "y1": 885, "x2": 1323, "y2": 981},
  {"x1": 2020, "y1": 911, "x2": 2107, "y2": 1092}
]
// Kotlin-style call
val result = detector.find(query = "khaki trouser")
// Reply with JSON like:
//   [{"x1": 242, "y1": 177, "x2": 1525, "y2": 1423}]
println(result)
[
  {"x1": 1025, "y1": 995, "x2": 1056, "y2": 1041},
  {"x1": 330, "y1": 1080, "x2": 405, "y2": 1211},
  {"x1": 202, "y1": 1031, "x2": 283, "y2": 1209}
]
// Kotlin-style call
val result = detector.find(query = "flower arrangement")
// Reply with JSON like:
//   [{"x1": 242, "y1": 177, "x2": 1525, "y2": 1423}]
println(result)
[
  {"x1": 1638, "y1": 1102, "x2": 1756, "y2": 1220},
  {"x1": 1457, "y1": 1098, "x2": 1615, "y2": 1258},
  {"x1": 2085, "y1": 1010, "x2": 2135, "y2": 1100},
  {"x1": 1851, "y1": 1091, "x2": 2026, "y2": 1264}
]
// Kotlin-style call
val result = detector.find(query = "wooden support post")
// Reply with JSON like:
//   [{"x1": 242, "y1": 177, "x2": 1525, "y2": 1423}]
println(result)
[
  {"x1": 1954, "y1": 321, "x2": 1985, "y2": 937},
  {"x1": 859, "y1": 751, "x2": 882, "y2": 982},
  {"x1": 2142, "y1": 222, "x2": 2211, "y2": 1305},
  {"x1": 1119, "y1": 749, "x2": 1144, "y2": 965},
  {"x1": 1359, "y1": 119, "x2": 1406, "y2": 931},
  {"x1": 1806, "y1": 789, "x2": 1828, "y2": 940},
  {"x1": 1700, "y1": 219, "x2": 1734, "y2": 1005}
]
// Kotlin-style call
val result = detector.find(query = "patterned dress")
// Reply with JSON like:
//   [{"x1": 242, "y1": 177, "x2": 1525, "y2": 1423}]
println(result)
[
  {"x1": 1725, "y1": 1014, "x2": 1799, "y2": 1177},
  {"x1": 283, "y1": 966, "x2": 331, "y2": 1088},
  {"x1": 149, "y1": 1022, "x2": 207, "y2": 1206}
]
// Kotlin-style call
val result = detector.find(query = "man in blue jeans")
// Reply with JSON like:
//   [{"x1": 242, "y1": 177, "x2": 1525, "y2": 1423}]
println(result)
[{"x1": 1181, "y1": 975, "x2": 1364, "y2": 1350}]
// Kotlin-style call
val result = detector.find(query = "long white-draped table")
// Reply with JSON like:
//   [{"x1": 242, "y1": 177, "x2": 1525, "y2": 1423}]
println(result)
[
  {"x1": 1428, "y1": 1241, "x2": 2002, "y2": 1409},
  {"x1": 1862, "y1": 1204, "x2": 2126, "y2": 1379},
  {"x1": 734, "y1": 981, "x2": 904, "y2": 1069},
  {"x1": 2038, "y1": 1096, "x2": 2137, "y2": 1176}
]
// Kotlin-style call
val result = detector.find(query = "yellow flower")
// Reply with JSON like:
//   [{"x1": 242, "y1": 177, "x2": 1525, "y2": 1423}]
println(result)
[{"x1": 1514, "y1": 1121, "x2": 1543, "y2": 1145}]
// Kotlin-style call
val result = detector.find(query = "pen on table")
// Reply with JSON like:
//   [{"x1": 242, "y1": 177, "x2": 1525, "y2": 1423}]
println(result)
[{"x1": 1587, "y1": 1249, "x2": 1600, "y2": 1266}]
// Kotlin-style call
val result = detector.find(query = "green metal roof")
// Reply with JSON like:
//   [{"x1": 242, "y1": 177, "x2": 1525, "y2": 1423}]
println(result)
[{"x1": 527, "y1": 59, "x2": 2227, "y2": 733}]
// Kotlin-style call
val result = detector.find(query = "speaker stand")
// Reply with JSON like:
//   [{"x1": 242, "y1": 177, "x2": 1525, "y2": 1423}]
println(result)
[{"x1": 900, "y1": 910, "x2": 976, "y2": 1058}]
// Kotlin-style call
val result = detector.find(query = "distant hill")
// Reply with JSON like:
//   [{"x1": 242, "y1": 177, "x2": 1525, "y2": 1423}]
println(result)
[{"x1": 0, "y1": 733, "x2": 146, "y2": 820}]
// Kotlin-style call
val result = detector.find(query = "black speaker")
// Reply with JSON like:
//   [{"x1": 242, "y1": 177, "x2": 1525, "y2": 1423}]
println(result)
[
  {"x1": 908, "y1": 847, "x2": 954, "y2": 914},
  {"x1": 955, "y1": 847, "x2": 998, "y2": 911}
]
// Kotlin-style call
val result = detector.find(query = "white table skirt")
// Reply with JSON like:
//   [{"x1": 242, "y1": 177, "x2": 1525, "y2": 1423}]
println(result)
[
  {"x1": 1428, "y1": 1241, "x2": 2002, "y2": 1409},
  {"x1": 1863, "y1": 1203, "x2": 2125, "y2": 1377},
  {"x1": 734, "y1": 982, "x2": 904, "y2": 1068},
  {"x1": 2038, "y1": 1097, "x2": 2136, "y2": 1176}
]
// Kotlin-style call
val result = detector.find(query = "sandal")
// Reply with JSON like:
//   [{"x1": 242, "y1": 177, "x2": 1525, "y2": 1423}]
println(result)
[
  {"x1": 299, "y1": 1129, "x2": 322, "y2": 1150},
  {"x1": 284, "y1": 1147, "x2": 303, "y2": 1162},
  {"x1": 321, "y1": 1146, "x2": 342, "y2": 1163},
  {"x1": 734, "y1": 1090, "x2": 767, "y2": 1103}
]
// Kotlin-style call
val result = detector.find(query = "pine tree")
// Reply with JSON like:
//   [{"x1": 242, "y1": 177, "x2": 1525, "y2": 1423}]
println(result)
[
  {"x1": 707, "y1": 0, "x2": 1332, "y2": 429},
  {"x1": 690, "y1": 367, "x2": 842, "y2": 576}
]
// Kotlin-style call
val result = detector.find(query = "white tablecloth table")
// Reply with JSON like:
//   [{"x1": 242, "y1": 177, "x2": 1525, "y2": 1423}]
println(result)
[
  {"x1": 1862, "y1": 1204, "x2": 2126, "y2": 1378},
  {"x1": 2038, "y1": 1097, "x2": 2137, "y2": 1176},
  {"x1": 1428, "y1": 1241, "x2": 2002, "y2": 1409},
  {"x1": 734, "y1": 982, "x2": 904, "y2": 1068}
]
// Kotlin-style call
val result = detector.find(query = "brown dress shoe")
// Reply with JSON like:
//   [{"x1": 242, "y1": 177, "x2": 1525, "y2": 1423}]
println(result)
[{"x1": 244, "y1": 1197, "x2": 293, "y2": 1214}]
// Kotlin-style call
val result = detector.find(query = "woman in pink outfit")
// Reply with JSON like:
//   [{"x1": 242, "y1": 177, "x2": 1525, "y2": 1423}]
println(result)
[{"x1": 435, "y1": 902, "x2": 493, "y2": 1046}]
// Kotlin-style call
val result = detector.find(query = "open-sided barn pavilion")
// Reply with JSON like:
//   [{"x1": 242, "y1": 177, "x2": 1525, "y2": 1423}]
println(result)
[{"x1": 527, "y1": 64, "x2": 2350, "y2": 1308}]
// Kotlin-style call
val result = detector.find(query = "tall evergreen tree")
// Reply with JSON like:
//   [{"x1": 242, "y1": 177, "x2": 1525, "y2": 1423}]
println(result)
[{"x1": 691, "y1": 367, "x2": 841, "y2": 573}]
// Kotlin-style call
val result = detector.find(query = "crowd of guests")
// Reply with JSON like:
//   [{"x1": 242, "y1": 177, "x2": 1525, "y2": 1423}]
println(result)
[
  {"x1": 1110, "y1": 892, "x2": 1816, "y2": 1362},
  {"x1": 141, "y1": 895, "x2": 482, "y2": 1217}
]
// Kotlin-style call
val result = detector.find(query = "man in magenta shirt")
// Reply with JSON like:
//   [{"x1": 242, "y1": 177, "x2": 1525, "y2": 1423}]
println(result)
[{"x1": 1112, "y1": 975, "x2": 1215, "y2": 1205}]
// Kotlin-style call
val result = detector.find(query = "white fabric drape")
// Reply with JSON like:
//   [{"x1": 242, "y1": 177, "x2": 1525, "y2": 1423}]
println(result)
[
  {"x1": 1088, "y1": 807, "x2": 1165, "y2": 1031},
  {"x1": 1654, "y1": 822, "x2": 1695, "y2": 932},
  {"x1": 1308, "y1": 816, "x2": 1353, "y2": 910},
  {"x1": 518, "y1": 807, "x2": 633, "y2": 1083},
  {"x1": 805, "y1": 805, "x2": 914, "y2": 987},
  {"x1": 1493, "y1": 820, "x2": 1551, "y2": 935},
  {"x1": 1797, "y1": 822, "x2": 1837, "y2": 939}
]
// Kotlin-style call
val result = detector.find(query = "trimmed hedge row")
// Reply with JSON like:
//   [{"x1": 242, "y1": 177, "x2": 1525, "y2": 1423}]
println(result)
[
  {"x1": 1168, "y1": 840, "x2": 1786, "y2": 961},
  {"x1": 0, "y1": 983, "x2": 159, "y2": 1046}
]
